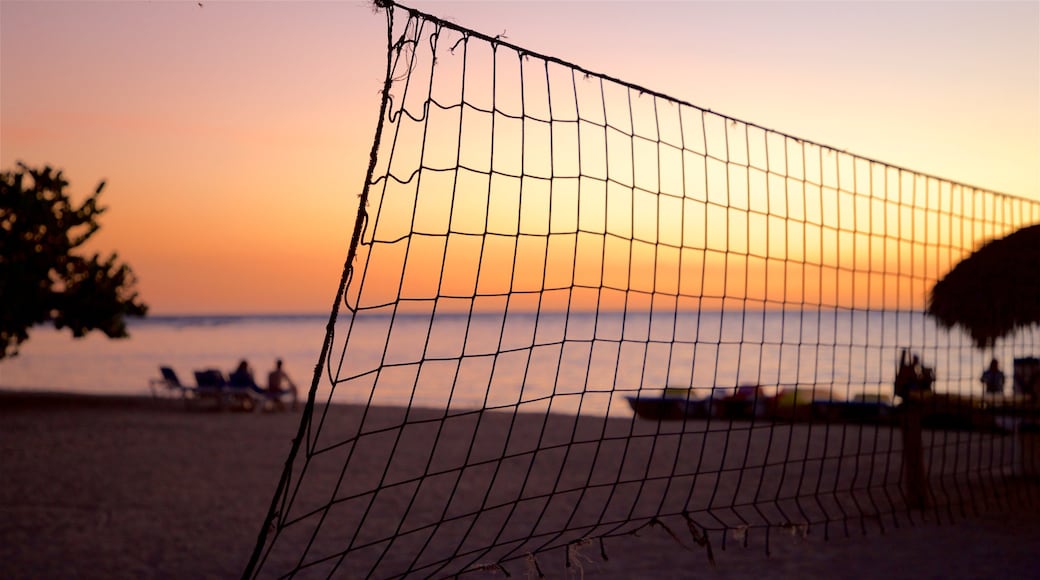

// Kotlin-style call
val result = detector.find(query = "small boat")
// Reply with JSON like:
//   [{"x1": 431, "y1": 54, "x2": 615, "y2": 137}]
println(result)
[{"x1": 626, "y1": 387, "x2": 707, "y2": 420}]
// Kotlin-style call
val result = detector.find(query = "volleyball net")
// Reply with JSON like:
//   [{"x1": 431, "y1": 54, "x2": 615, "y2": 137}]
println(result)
[{"x1": 244, "y1": 3, "x2": 1040, "y2": 577}]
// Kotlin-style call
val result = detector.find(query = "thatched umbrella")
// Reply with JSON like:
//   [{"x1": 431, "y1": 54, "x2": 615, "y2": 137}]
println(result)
[{"x1": 927, "y1": 223, "x2": 1040, "y2": 348}]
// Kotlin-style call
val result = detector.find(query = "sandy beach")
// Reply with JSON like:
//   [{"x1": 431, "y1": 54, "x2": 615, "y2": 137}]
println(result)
[{"x1": 2, "y1": 391, "x2": 1038, "y2": 579}]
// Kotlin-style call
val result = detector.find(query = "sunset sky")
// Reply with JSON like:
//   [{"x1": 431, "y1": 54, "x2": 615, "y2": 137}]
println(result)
[{"x1": 2, "y1": 0, "x2": 1038, "y2": 315}]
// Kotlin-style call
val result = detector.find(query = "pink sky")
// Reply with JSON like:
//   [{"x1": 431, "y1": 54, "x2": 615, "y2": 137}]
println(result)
[{"x1": 2, "y1": 0, "x2": 1037, "y2": 314}]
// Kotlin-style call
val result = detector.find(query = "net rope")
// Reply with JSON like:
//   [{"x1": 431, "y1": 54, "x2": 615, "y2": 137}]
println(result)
[{"x1": 244, "y1": 3, "x2": 1040, "y2": 577}]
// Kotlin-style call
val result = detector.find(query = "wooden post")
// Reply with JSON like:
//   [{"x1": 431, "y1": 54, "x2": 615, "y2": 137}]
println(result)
[{"x1": 900, "y1": 397, "x2": 928, "y2": 509}]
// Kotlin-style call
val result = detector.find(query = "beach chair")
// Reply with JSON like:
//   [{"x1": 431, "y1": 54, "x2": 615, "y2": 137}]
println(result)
[
  {"x1": 193, "y1": 369, "x2": 225, "y2": 390},
  {"x1": 193, "y1": 369, "x2": 230, "y2": 411},
  {"x1": 150, "y1": 366, "x2": 193, "y2": 405},
  {"x1": 256, "y1": 385, "x2": 297, "y2": 412},
  {"x1": 226, "y1": 369, "x2": 265, "y2": 412},
  {"x1": 194, "y1": 368, "x2": 258, "y2": 412}
]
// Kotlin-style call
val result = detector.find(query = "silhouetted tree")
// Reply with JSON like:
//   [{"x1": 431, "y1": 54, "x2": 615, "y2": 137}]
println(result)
[{"x1": 0, "y1": 162, "x2": 148, "y2": 359}]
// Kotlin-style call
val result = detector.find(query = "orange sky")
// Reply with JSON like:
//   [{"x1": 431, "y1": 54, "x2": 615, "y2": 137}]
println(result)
[{"x1": 2, "y1": 1, "x2": 1038, "y2": 314}]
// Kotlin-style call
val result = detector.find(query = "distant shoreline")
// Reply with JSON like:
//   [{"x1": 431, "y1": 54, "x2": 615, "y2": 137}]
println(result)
[
  {"x1": 128, "y1": 312, "x2": 329, "y2": 325},
  {"x1": 135, "y1": 307, "x2": 936, "y2": 320}
]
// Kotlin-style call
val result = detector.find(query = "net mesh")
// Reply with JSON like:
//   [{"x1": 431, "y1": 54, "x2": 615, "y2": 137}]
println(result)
[{"x1": 245, "y1": 3, "x2": 1040, "y2": 577}]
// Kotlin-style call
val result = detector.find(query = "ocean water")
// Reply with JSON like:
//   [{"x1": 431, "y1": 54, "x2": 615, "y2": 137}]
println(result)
[
  {"x1": 2, "y1": 310, "x2": 1037, "y2": 415},
  {"x1": 0, "y1": 314, "x2": 329, "y2": 400}
]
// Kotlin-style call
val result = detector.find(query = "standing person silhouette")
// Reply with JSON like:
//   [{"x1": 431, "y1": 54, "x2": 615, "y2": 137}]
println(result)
[
  {"x1": 980, "y1": 358, "x2": 1005, "y2": 394},
  {"x1": 267, "y1": 358, "x2": 299, "y2": 411}
]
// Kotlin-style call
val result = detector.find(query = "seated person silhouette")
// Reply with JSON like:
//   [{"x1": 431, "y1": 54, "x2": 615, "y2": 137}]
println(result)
[
  {"x1": 228, "y1": 359, "x2": 260, "y2": 390},
  {"x1": 266, "y1": 358, "x2": 299, "y2": 411},
  {"x1": 224, "y1": 359, "x2": 263, "y2": 411}
]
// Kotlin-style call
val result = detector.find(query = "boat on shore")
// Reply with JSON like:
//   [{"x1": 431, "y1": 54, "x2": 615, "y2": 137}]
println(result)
[
  {"x1": 627, "y1": 385, "x2": 1040, "y2": 432},
  {"x1": 626, "y1": 385, "x2": 895, "y2": 426}
]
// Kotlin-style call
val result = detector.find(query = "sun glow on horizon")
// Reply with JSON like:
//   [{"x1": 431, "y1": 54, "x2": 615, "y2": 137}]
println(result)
[{"x1": 2, "y1": 1, "x2": 1036, "y2": 314}]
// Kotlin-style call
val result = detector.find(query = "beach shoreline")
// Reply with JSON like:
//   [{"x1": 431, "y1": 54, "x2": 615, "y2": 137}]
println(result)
[{"x1": 2, "y1": 390, "x2": 1038, "y2": 579}]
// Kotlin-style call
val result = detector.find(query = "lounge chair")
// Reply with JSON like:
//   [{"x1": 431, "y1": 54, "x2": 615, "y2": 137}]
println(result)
[
  {"x1": 193, "y1": 369, "x2": 226, "y2": 390},
  {"x1": 195, "y1": 368, "x2": 260, "y2": 412},
  {"x1": 150, "y1": 366, "x2": 194, "y2": 405},
  {"x1": 190, "y1": 369, "x2": 222, "y2": 410},
  {"x1": 255, "y1": 385, "x2": 297, "y2": 412}
]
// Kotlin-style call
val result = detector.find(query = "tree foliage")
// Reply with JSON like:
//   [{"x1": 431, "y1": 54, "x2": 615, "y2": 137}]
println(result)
[{"x1": 0, "y1": 162, "x2": 148, "y2": 359}]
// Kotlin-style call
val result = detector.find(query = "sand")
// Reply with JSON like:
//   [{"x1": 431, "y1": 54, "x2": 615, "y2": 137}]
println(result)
[{"x1": 1, "y1": 391, "x2": 1038, "y2": 579}]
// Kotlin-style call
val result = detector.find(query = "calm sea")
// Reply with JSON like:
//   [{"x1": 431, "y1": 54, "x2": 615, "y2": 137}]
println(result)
[
  {"x1": 2, "y1": 311, "x2": 1037, "y2": 415},
  {"x1": 0, "y1": 314, "x2": 329, "y2": 400}
]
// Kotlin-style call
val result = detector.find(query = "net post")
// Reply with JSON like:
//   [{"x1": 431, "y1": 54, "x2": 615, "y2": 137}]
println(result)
[{"x1": 900, "y1": 396, "x2": 929, "y2": 510}]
